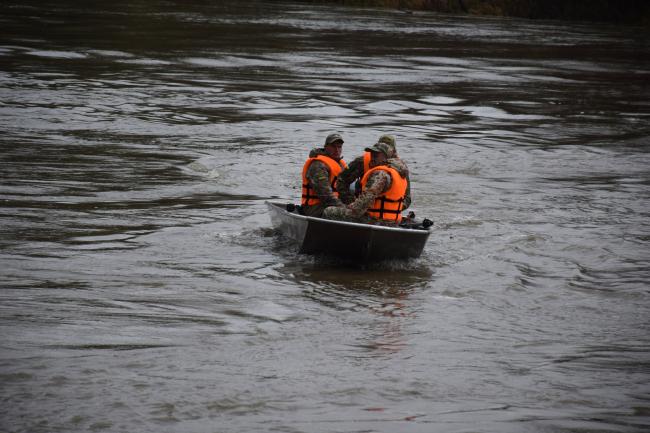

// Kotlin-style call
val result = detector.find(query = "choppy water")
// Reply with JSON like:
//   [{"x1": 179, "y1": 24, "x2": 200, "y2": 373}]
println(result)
[{"x1": 1, "y1": 1, "x2": 650, "y2": 432}]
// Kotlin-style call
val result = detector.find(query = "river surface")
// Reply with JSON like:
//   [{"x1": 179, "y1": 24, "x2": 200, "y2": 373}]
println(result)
[{"x1": 1, "y1": 1, "x2": 650, "y2": 432}]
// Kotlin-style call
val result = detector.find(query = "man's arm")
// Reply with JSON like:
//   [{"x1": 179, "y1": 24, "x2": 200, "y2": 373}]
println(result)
[
  {"x1": 306, "y1": 160, "x2": 344, "y2": 207},
  {"x1": 345, "y1": 170, "x2": 391, "y2": 218},
  {"x1": 335, "y1": 157, "x2": 364, "y2": 205}
]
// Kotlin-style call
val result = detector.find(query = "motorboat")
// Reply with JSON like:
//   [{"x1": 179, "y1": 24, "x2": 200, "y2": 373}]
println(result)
[{"x1": 266, "y1": 201, "x2": 431, "y2": 261}]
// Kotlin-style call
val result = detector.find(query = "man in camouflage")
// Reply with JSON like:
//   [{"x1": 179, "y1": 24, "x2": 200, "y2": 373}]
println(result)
[
  {"x1": 323, "y1": 141, "x2": 408, "y2": 225},
  {"x1": 301, "y1": 133, "x2": 347, "y2": 217},
  {"x1": 335, "y1": 134, "x2": 411, "y2": 211}
]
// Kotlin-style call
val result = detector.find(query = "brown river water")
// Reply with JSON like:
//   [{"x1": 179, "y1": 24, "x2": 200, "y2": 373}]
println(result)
[{"x1": 1, "y1": 1, "x2": 649, "y2": 432}]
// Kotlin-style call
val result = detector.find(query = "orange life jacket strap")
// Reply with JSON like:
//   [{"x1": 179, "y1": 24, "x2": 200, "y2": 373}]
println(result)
[{"x1": 369, "y1": 196, "x2": 404, "y2": 221}]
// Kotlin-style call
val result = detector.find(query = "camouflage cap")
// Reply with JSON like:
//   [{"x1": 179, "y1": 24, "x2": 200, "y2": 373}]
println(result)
[
  {"x1": 324, "y1": 133, "x2": 344, "y2": 146},
  {"x1": 364, "y1": 141, "x2": 392, "y2": 158},
  {"x1": 376, "y1": 134, "x2": 396, "y2": 157}
]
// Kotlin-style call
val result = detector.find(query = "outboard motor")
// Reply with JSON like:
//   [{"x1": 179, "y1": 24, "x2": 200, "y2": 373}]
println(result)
[{"x1": 422, "y1": 218, "x2": 433, "y2": 228}]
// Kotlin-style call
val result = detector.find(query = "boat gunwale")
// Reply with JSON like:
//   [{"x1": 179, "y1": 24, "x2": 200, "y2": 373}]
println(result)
[{"x1": 266, "y1": 201, "x2": 430, "y2": 235}]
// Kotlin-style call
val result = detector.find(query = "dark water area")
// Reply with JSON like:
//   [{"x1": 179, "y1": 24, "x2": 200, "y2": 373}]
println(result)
[
  {"x1": 1, "y1": 1, "x2": 650, "y2": 432},
  {"x1": 330, "y1": 0, "x2": 650, "y2": 25}
]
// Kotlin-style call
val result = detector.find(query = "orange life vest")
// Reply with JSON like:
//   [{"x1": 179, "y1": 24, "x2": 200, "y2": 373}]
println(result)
[
  {"x1": 360, "y1": 165, "x2": 407, "y2": 222},
  {"x1": 301, "y1": 155, "x2": 347, "y2": 206},
  {"x1": 363, "y1": 151, "x2": 371, "y2": 174},
  {"x1": 350, "y1": 152, "x2": 373, "y2": 198}
]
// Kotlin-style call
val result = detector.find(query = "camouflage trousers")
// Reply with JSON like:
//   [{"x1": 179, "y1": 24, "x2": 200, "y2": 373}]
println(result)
[{"x1": 322, "y1": 206, "x2": 399, "y2": 227}]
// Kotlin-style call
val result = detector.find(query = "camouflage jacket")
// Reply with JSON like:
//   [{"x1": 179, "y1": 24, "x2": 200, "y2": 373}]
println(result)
[
  {"x1": 335, "y1": 155, "x2": 411, "y2": 210},
  {"x1": 301, "y1": 148, "x2": 345, "y2": 217},
  {"x1": 323, "y1": 161, "x2": 406, "y2": 225}
]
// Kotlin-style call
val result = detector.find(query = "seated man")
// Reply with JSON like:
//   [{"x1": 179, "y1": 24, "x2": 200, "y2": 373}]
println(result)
[
  {"x1": 301, "y1": 133, "x2": 347, "y2": 217},
  {"x1": 323, "y1": 141, "x2": 408, "y2": 225},
  {"x1": 335, "y1": 134, "x2": 411, "y2": 211}
]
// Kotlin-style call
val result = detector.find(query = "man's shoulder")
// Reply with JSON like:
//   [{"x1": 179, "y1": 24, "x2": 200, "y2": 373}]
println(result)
[
  {"x1": 308, "y1": 148, "x2": 327, "y2": 158},
  {"x1": 307, "y1": 158, "x2": 330, "y2": 173},
  {"x1": 387, "y1": 157, "x2": 409, "y2": 178},
  {"x1": 341, "y1": 155, "x2": 365, "y2": 172},
  {"x1": 368, "y1": 168, "x2": 392, "y2": 186}
]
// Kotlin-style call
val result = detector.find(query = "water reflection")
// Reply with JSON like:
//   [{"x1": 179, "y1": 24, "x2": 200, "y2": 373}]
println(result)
[
  {"x1": 287, "y1": 259, "x2": 432, "y2": 291},
  {"x1": 282, "y1": 262, "x2": 431, "y2": 355}
]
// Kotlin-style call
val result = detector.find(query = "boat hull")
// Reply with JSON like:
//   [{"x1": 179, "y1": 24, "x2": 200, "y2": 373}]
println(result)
[{"x1": 267, "y1": 202, "x2": 430, "y2": 261}]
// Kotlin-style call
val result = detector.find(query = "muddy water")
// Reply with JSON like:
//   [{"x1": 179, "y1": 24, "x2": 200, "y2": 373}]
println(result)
[{"x1": 1, "y1": 1, "x2": 649, "y2": 432}]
